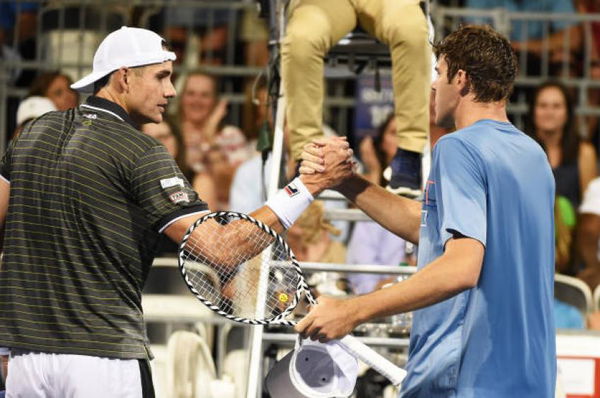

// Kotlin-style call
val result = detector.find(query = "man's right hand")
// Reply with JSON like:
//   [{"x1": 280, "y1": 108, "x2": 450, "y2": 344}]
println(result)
[{"x1": 298, "y1": 137, "x2": 354, "y2": 196}]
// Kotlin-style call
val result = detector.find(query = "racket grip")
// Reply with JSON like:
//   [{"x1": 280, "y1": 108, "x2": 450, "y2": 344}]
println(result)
[{"x1": 338, "y1": 335, "x2": 407, "y2": 387}]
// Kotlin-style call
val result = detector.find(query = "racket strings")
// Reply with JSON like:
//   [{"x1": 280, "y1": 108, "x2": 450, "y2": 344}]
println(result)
[{"x1": 180, "y1": 217, "x2": 301, "y2": 321}]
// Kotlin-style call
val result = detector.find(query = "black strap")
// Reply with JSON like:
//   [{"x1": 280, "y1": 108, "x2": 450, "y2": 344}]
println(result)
[{"x1": 138, "y1": 359, "x2": 155, "y2": 398}]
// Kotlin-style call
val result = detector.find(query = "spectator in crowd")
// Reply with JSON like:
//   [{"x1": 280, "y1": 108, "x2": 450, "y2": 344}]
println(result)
[
  {"x1": 577, "y1": 176, "x2": 600, "y2": 290},
  {"x1": 348, "y1": 114, "x2": 411, "y2": 294},
  {"x1": 589, "y1": 311, "x2": 600, "y2": 330},
  {"x1": 0, "y1": 28, "x2": 21, "y2": 86},
  {"x1": 576, "y1": 0, "x2": 600, "y2": 146},
  {"x1": 358, "y1": 113, "x2": 398, "y2": 186},
  {"x1": 229, "y1": 81, "x2": 294, "y2": 214},
  {"x1": 526, "y1": 81, "x2": 597, "y2": 272},
  {"x1": 28, "y1": 71, "x2": 79, "y2": 111},
  {"x1": 466, "y1": 0, "x2": 582, "y2": 76},
  {"x1": 288, "y1": 200, "x2": 346, "y2": 263},
  {"x1": 0, "y1": 1, "x2": 39, "y2": 87},
  {"x1": 163, "y1": 4, "x2": 234, "y2": 66},
  {"x1": 176, "y1": 70, "x2": 252, "y2": 171},
  {"x1": 287, "y1": 200, "x2": 349, "y2": 296},
  {"x1": 202, "y1": 144, "x2": 234, "y2": 210},
  {"x1": 553, "y1": 297, "x2": 586, "y2": 329},
  {"x1": 141, "y1": 118, "x2": 218, "y2": 211},
  {"x1": 175, "y1": 70, "x2": 253, "y2": 208},
  {"x1": 241, "y1": 76, "x2": 270, "y2": 146},
  {"x1": 12, "y1": 96, "x2": 56, "y2": 139}
]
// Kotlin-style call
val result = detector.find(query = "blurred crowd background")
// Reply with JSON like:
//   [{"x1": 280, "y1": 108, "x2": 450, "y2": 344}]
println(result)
[{"x1": 1, "y1": 0, "x2": 600, "y2": 361}]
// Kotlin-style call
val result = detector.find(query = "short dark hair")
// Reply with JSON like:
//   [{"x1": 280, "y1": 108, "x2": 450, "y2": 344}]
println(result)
[
  {"x1": 93, "y1": 73, "x2": 112, "y2": 95},
  {"x1": 434, "y1": 25, "x2": 518, "y2": 102},
  {"x1": 92, "y1": 67, "x2": 146, "y2": 95}
]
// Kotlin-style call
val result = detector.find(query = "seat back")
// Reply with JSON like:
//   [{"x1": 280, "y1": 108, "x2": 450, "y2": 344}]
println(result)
[{"x1": 555, "y1": 273, "x2": 593, "y2": 317}]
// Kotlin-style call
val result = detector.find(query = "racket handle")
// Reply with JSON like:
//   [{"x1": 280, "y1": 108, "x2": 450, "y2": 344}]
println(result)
[{"x1": 338, "y1": 335, "x2": 407, "y2": 387}]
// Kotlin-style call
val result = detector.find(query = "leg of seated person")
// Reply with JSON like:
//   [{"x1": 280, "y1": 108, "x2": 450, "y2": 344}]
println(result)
[
  {"x1": 356, "y1": 0, "x2": 431, "y2": 193},
  {"x1": 282, "y1": 0, "x2": 357, "y2": 160}
]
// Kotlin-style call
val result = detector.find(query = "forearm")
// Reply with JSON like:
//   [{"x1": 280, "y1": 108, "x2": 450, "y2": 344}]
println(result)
[
  {"x1": 249, "y1": 205, "x2": 285, "y2": 234},
  {"x1": 338, "y1": 175, "x2": 422, "y2": 244},
  {"x1": 519, "y1": 26, "x2": 581, "y2": 55},
  {"x1": 350, "y1": 240, "x2": 483, "y2": 322}
]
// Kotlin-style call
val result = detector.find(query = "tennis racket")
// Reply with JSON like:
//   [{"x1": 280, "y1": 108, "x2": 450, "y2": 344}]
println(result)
[{"x1": 177, "y1": 211, "x2": 407, "y2": 386}]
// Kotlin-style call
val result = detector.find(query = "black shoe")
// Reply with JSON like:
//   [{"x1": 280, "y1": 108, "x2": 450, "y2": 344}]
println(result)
[{"x1": 384, "y1": 148, "x2": 422, "y2": 197}]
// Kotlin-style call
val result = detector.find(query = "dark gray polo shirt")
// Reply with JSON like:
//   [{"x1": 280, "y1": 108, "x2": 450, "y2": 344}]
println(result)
[{"x1": 0, "y1": 96, "x2": 208, "y2": 359}]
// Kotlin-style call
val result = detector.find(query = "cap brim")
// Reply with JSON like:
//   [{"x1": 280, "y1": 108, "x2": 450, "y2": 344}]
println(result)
[{"x1": 71, "y1": 70, "x2": 113, "y2": 93}]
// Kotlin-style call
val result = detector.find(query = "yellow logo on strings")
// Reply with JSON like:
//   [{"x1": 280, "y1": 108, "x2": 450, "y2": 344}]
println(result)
[{"x1": 278, "y1": 293, "x2": 289, "y2": 303}]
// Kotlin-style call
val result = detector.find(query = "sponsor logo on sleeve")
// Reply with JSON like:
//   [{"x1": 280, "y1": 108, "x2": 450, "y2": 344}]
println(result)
[
  {"x1": 169, "y1": 191, "x2": 189, "y2": 204},
  {"x1": 161, "y1": 177, "x2": 185, "y2": 189}
]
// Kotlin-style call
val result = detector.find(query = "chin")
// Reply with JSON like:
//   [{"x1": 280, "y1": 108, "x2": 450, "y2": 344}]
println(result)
[{"x1": 148, "y1": 114, "x2": 163, "y2": 124}]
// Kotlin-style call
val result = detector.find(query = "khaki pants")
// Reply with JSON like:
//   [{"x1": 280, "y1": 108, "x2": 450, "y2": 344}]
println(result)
[{"x1": 282, "y1": 0, "x2": 431, "y2": 159}]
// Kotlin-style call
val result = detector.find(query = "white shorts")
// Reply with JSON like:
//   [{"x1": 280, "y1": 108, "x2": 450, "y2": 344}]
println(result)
[{"x1": 5, "y1": 350, "x2": 153, "y2": 398}]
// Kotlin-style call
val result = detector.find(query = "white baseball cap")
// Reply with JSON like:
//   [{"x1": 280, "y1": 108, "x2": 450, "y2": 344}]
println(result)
[
  {"x1": 265, "y1": 338, "x2": 358, "y2": 398},
  {"x1": 16, "y1": 96, "x2": 57, "y2": 125},
  {"x1": 71, "y1": 26, "x2": 177, "y2": 93}
]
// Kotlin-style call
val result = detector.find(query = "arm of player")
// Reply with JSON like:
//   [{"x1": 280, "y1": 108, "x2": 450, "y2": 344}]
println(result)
[
  {"x1": 295, "y1": 237, "x2": 484, "y2": 341},
  {"x1": 164, "y1": 139, "x2": 354, "y2": 265},
  {"x1": 300, "y1": 139, "x2": 422, "y2": 244}
]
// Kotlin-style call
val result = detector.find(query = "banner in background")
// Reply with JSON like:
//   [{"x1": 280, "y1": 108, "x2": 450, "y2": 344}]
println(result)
[{"x1": 353, "y1": 72, "x2": 393, "y2": 140}]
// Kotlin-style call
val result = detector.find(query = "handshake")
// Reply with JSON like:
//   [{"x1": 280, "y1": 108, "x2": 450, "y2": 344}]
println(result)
[{"x1": 297, "y1": 137, "x2": 356, "y2": 196}]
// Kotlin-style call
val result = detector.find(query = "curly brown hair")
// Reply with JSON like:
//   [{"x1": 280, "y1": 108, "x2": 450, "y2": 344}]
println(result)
[{"x1": 434, "y1": 25, "x2": 518, "y2": 103}]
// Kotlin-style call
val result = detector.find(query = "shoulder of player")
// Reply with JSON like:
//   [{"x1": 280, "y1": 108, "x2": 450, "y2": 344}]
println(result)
[{"x1": 79, "y1": 110, "x2": 159, "y2": 147}]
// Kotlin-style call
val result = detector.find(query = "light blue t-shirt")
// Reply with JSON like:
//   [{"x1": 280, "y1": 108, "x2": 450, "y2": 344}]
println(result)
[
  {"x1": 401, "y1": 120, "x2": 556, "y2": 397},
  {"x1": 465, "y1": 0, "x2": 576, "y2": 42}
]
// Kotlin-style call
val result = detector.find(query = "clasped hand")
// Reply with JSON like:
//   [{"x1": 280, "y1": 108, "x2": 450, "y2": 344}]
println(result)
[{"x1": 299, "y1": 137, "x2": 355, "y2": 191}]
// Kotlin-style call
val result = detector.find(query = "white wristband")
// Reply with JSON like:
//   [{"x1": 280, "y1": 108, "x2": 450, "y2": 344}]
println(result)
[{"x1": 265, "y1": 178, "x2": 314, "y2": 229}]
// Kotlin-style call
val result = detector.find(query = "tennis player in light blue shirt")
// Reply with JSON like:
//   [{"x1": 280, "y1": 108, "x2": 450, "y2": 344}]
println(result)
[
  {"x1": 403, "y1": 119, "x2": 556, "y2": 397},
  {"x1": 295, "y1": 25, "x2": 556, "y2": 398}
]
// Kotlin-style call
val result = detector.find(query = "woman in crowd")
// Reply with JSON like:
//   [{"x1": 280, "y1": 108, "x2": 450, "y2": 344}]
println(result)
[
  {"x1": 527, "y1": 81, "x2": 597, "y2": 208},
  {"x1": 526, "y1": 81, "x2": 598, "y2": 273},
  {"x1": 176, "y1": 70, "x2": 253, "y2": 171},
  {"x1": 359, "y1": 113, "x2": 400, "y2": 186},
  {"x1": 28, "y1": 71, "x2": 78, "y2": 111},
  {"x1": 175, "y1": 70, "x2": 253, "y2": 208}
]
